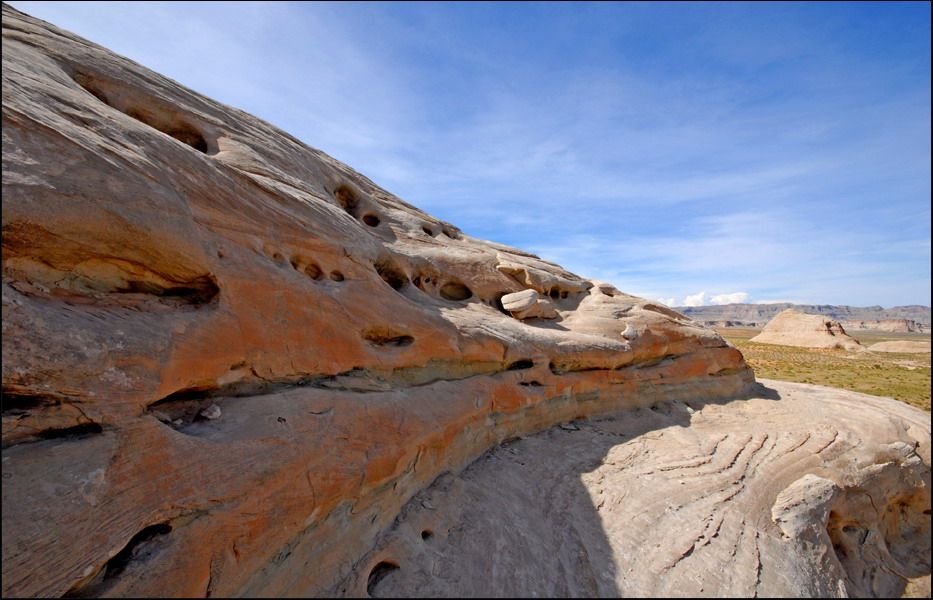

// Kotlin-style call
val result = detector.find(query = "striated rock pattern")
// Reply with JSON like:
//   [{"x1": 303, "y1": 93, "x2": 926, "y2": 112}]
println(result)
[
  {"x1": 354, "y1": 380, "x2": 931, "y2": 598},
  {"x1": 750, "y1": 309, "x2": 864, "y2": 351},
  {"x1": 1, "y1": 5, "x2": 929, "y2": 599}
]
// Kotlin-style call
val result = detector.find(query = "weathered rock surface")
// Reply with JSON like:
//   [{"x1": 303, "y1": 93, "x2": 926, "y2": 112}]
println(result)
[
  {"x1": 750, "y1": 309, "x2": 864, "y2": 351},
  {"x1": 0, "y1": 5, "x2": 929, "y2": 599},
  {"x1": 869, "y1": 341, "x2": 932, "y2": 354},
  {"x1": 356, "y1": 380, "x2": 931, "y2": 598},
  {"x1": 0, "y1": 5, "x2": 749, "y2": 597}
]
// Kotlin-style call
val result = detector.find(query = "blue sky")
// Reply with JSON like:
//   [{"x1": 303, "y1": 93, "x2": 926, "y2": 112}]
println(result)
[{"x1": 10, "y1": 1, "x2": 931, "y2": 307}]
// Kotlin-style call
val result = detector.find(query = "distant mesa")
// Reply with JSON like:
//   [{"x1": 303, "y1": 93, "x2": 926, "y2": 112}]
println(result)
[
  {"x1": 841, "y1": 319, "x2": 927, "y2": 333},
  {"x1": 680, "y1": 302, "x2": 931, "y2": 332},
  {"x1": 750, "y1": 309, "x2": 864, "y2": 351}
]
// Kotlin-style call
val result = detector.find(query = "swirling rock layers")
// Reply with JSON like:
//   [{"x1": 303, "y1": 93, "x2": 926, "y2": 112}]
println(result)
[{"x1": 1, "y1": 5, "x2": 927, "y2": 598}]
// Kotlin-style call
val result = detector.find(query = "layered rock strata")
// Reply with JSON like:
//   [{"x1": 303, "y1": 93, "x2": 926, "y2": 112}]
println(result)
[
  {"x1": 1, "y1": 6, "x2": 749, "y2": 597},
  {"x1": 1, "y1": 5, "x2": 929, "y2": 599}
]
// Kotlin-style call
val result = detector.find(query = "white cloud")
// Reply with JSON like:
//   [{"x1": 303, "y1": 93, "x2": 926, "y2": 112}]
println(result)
[
  {"x1": 682, "y1": 291, "x2": 707, "y2": 307},
  {"x1": 710, "y1": 292, "x2": 749, "y2": 305}
]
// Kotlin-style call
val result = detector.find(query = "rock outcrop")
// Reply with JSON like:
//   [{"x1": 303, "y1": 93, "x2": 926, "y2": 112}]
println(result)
[
  {"x1": 500, "y1": 289, "x2": 559, "y2": 320},
  {"x1": 1, "y1": 5, "x2": 929, "y2": 599},
  {"x1": 750, "y1": 309, "x2": 864, "y2": 351},
  {"x1": 355, "y1": 380, "x2": 931, "y2": 598}
]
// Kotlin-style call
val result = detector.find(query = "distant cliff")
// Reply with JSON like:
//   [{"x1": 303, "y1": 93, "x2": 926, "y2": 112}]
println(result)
[{"x1": 677, "y1": 303, "x2": 931, "y2": 329}]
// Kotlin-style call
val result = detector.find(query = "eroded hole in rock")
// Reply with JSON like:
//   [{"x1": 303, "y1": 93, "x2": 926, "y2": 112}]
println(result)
[
  {"x1": 375, "y1": 261, "x2": 408, "y2": 292},
  {"x1": 289, "y1": 256, "x2": 324, "y2": 281},
  {"x1": 492, "y1": 293, "x2": 511, "y2": 316},
  {"x1": 519, "y1": 381, "x2": 543, "y2": 387},
  {"x1": 439, "y1": 281, "x2": 472, "y2": 301},
  {"x1": 330, "y1": 271, "x2": 345, "y2": 282},
  {"x1": 549, "y1": 288, "x2": 560, "y2": 299},
  {"x1": 363, "y1": 329, "x2": 415, "y2": 347},
  {"x1": 334, "y1": 185, "x2": 359, "y2": 216},
  {"x1": 126, "y1": 276, "x2": 219, "y2": 305},
  {"x1": 36, "y1": 422, "x2": 103, "y2": 441},
  {"x1": 441, "y1": 227, "x2": 460, "y2": 240},
  {"x1": 1, "y1": 391, "x2": 56, "y2": 415},
  {"x1": 2, "y1": 248, "x2": 219, "y2": 307},
  {"x1": 421, "y1": 530, "x2": 433, "y2": 541},
  {"x1": 124, "y1": 108, "x2": 207, "y2": 153},
  {"x1": 422, "y1": 226, "x2": 434, "y2": 236},
  {"x1": 71, "y1": 72, "x2": 211, "y2": 153},
  {"x1": 362, "y1": 214, "x2": 380, "y2": 227},
  {"x1": 152, "y1": 387, "x2": 213, "y2": 405},
  {"x1": 305, "y1": 263, "x2": 323, "y2": 280},
  {"x1": 107, "y1": 522, "x2": 172, "y2": 577},
  {"x1": 410, "y1": 267, "x2": 445, "y2": 295},
  {"x1": 507, "y1": 359, "x2": 534, "y2": 371},
  {"x1": 166, "y1": 127, "x2": 207, "y2": 153},
  {"x1": 74, "y1": 74, "x2": 110, "y2": 104},
  {"x1": 560, "y1": 290, "x2": 568, "y2": 299},
  {"x1": 367, "y1": 561, "x2": 400, "y2": 597},
  {"x1": 147, "y1": 387, "x2": 218, "y2": 429},
  {"x1": 65, "y1": 522, "x2": 174, "y2": 598}
]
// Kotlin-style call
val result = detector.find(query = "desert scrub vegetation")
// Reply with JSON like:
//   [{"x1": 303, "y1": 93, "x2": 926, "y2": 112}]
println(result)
[{"x1": 718, "y1": 328, "x2": 931, "y2": 411}]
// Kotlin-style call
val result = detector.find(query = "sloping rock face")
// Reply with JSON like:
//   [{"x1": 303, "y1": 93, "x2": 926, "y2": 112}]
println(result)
[
  {"x1": 1, "y1": 6, "x2": 929, "y2": 599},
  {"x1": 1, "y1": 6, "x2": 750, "y2": 597},
  {"x1": 751, "y1": 309, "x2": 864, "y2": 351}
]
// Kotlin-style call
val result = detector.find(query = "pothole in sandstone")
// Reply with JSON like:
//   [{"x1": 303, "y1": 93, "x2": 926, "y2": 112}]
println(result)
[{"x1": 72, "y1": 72, "x2": 211, "y2": 154}]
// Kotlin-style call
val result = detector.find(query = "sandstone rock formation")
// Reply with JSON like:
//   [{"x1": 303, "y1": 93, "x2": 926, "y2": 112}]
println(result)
[
  {"x1": 869, "y1": 341, "x2": 932, "y2": 354},
  {"x1": 1, "y1": 5, "x2": 929, "y2": 599},
  {"x1": 354, "y1": 380, "x2": 931, "y2": 598},
  {"x1": 750, "y1": 309, "x2": 864, "y2": 351}
]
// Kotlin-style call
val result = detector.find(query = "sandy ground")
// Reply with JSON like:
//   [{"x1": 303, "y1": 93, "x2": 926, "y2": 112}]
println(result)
[{"x1": 869, "y1": 341, "x2": 932, "y2": 354}]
